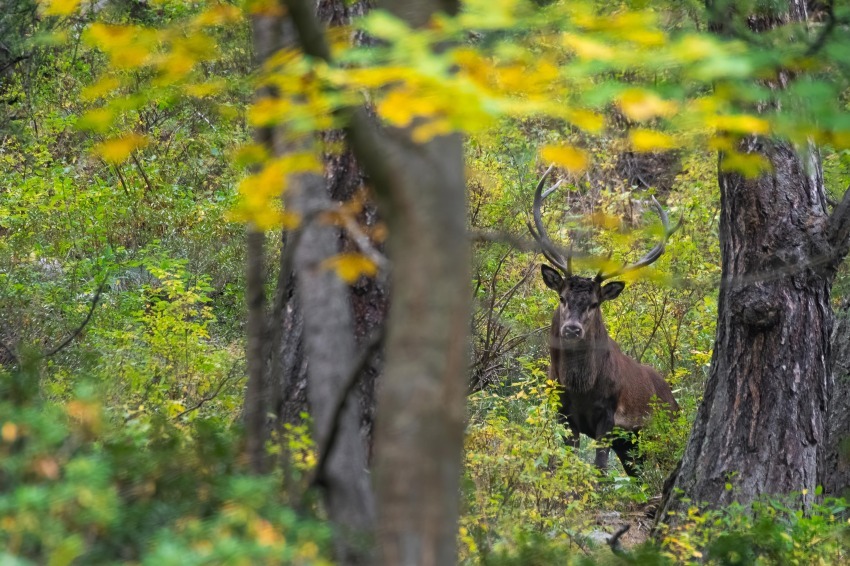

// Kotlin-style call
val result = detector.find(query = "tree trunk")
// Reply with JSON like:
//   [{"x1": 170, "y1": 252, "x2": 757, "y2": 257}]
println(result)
[
  {"x1": 284, "y1": 1, "x2": 468, "y2": 561},
  {"x1": 655, "y1": 0, "x2": 849, "y2": 522},
  {"x1": 823, "y1": 300, "x2": 850, "y2": 498},
  {"x1": 364, "y1": 128, "x2": 469, "y2": 566},
  {"x1": 660, "y1": 139, "x2": 832, "y2": 518},
  {"x1": 273, "y1": 0, "x2": 385, "y2": 447},
  {"x1": 286, "y1": 170, "x2": 376, "y2": 563}
]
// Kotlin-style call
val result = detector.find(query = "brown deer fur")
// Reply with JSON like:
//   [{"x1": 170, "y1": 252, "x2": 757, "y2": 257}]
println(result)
[{"x1": 542, "y1": 267, "x2": 679, "y2": 476}]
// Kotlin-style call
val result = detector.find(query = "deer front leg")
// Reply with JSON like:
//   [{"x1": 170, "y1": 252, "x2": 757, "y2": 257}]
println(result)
[{"x1": 593, "y1": 406, "x2": 616, "y2": 473}]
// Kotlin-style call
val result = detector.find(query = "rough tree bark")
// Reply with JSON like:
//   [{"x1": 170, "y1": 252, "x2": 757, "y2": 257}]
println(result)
[
  {"x1": 659, "y1": 0, "x2": 850, "y2": 520},
  {"x1": 823, "y1": 301, "x2": 850, "y2": 498},
  {"x1": 284, "y1": 0, "x2": 470, "y2": 563}
]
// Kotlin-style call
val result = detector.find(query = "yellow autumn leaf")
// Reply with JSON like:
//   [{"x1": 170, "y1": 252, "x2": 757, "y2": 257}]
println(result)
[
  {"x1": 192, "y1": 4, "x2": 243, "y2": 27},
  {"x1": 540, "y1": 145, "x2": 589, "y2": 173},
  {"x1": 562, "y1": 33, "x2": 614, "y2": 61},
  {"x1": 183, "y1": 79, "x2": 225, "y2": 98},
  {"x1": 564, "y1": 109, "x2": 605, "y2": 133},
  {"x1": 41, "y1": 0, "x2": 80, "y2": 16},
  {"x1": 412, "y1": 119, "x2": 452, "y2": 143},
  {"x1": 720, "y1": 151, "x2": 772, "y2": 179},
  {"x1": 617, "y1": 89, "x2": 678, "y2": 122},
  {"x1": 629, "y1": 129, "x2": 676, "y2": 152},
  {"x1": 378, "y1": 88, "x2": 441, "y2": 127},
  {"x1": 247, "y1": 97, "x2": 292, "y2": 127},
  {"x1": 711, "y1": 114, "x2": 770, "y2": 135},
  {"x1": 85, "y1": 23, "x2": 157, "y2": 69},
  {"x1": 1, "y1": 422, "x2": 18, "y2": 443},
  {"x1": 321, "y1": 253, "x2": 378, "y2": 283},
  {"x1": 94, "y1": 134, "x2": 148, "y2": 164},
  {"x1": 81, "y1": 76, "x2": 120, "y2": 101}
]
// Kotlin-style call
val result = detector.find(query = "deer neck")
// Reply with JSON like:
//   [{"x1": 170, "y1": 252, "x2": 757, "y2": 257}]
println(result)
[{"x1": 557, "y1": 319, "x2": 611, "y2": 393}]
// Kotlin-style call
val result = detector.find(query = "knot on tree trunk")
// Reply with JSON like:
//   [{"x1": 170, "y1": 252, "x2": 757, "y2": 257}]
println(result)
[{"x1": 733, "y1": 286, "x2": 781, "y2": 329}]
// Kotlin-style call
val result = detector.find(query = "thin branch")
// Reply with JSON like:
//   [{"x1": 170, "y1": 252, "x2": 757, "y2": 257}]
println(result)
[
  {"x1": 43, "y1": 277, "x2": 108, "y2": 358},
  {"x1": 470, "y1": 228, "x2": 591, "y2": 259},
  {"x1": 607, "y1": 524, "x2": 630, "y2": 556},
  {"x1": 131, "y1": 153, "x2": 153, "y2": 196},
  {"x1": 174, "y1": 363, "x2": 241, "y2": 420},
  {"x1": 309, "y1": 329, "x2": 384, "y2": 489}
]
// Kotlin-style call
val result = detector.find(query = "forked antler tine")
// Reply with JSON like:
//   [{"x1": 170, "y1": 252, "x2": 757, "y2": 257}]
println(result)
[
  {"x1": 597, "y1": 196, "x2": 681, "y2": 281},
  {"x1": 530, "y1": 165, "x2": 571, "y2": 275}
]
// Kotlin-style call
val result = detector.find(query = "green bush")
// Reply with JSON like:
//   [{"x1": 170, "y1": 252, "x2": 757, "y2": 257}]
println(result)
[{"x1": 0, "y1": 376, "x2": 331, "y2": 565}]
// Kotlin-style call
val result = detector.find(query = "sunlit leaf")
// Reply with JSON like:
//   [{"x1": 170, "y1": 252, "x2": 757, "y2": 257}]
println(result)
[
  {"x1": 94, "y1": 134, "x2": 149, "y2": 164},
  {"x1": 540, "y1": 145, "x2": 589, "y2": 173},
  {"x1": 41, "y1": 0, "x2": 80, "y2": 16},
  {"x1": 629, "y1": 129, "x2": 676, "y2": 152},
  {"x1": 321, "y1": 253, "x2": 378, "y2": 283}
]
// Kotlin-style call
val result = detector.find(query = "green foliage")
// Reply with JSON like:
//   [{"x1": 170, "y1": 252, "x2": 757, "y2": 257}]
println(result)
[
  {"x1": 0, "y1": 378, "x2": 331, "y2": 564},
  {"x1": 656, "y1": 495, "x2": 850, "y2": 564},
  {"x1": 462, "y1": 360, "x2": 599, "y2": 562}
]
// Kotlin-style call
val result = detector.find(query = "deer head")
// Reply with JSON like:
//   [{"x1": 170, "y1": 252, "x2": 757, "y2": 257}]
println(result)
[{"x1": 528, "y1": 165, "x2": 679, "y2": 344}]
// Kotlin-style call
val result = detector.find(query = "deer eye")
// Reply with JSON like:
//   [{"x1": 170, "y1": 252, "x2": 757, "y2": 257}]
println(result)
[
  {"x1": 589, "y1": 302, "x2": 599, "y2": 309},
  {"x1": 559, "y1": 296, "x2": 567, "y2": 304}
]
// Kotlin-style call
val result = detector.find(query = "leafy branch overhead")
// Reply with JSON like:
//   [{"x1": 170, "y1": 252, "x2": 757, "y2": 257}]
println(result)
[{"x1": 68, "y1": 1, "x2": 850, "y2": 235}]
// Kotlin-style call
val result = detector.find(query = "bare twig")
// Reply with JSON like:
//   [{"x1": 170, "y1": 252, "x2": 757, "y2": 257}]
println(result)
[{"x1": 131, "y1": 153, "x2": 153, "y2": 196}]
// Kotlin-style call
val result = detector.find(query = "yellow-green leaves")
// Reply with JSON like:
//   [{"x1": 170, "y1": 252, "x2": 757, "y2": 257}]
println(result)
[
  {"x1": 40, "y1": 0, "x2": 80, "y2": 16},
  {"x1": 230, "y1": 154, "x2": 322, "y2": 230},
  {"x1": 630, "y1": 129, "x2": 676, "y2": 152},
  {"x1": 617, "y1": 89, "x2": 678, "y2": 122},
  {"x1": 94, "y1": 134, "x2": 148, "y2": 164}
]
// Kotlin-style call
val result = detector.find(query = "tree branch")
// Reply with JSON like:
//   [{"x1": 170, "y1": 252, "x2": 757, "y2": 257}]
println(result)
[
  {"x1": 43, "y1": 277, "x2": 108, "y2": 358},
  {"x1": 174, "y1": 362, "x2": 241, "y2": 420},
  {"x1": 309, "y1": 328, "x2": 384, "y2": 489},
  {"x1": 607, "y1": 524, "x2": 630, "y2": 557}
]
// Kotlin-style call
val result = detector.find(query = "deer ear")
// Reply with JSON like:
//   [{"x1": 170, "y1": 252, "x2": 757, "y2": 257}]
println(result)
[
  {"x1": 540, "y1": 265, "x2": 563, "y2": 291},
  {"x1": 601, "y1": 281, "x2": 625, "y2": 302}
]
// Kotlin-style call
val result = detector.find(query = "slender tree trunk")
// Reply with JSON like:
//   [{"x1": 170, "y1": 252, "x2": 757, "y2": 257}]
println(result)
[
  {"x1": 286, "y1": 169, "x2": 376, "y2": 563},
  {"x1": 273, "y1": 0, "x2": 385, "y2": 447},
  {"x1": 284, "y1": 1, "x2": 468, "y2": 561},
  {"x1": 242, "y1": 10, "x2": 284, "y2": 475}
]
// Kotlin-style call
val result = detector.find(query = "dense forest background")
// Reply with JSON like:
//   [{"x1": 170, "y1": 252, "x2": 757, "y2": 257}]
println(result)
[{"x1": 2, "y1": 0, "x2": 850, "y2": 564}]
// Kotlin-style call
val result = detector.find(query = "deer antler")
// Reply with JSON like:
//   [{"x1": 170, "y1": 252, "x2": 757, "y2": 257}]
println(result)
[
  {"x1": 527, "y1": 165, "x2": 572, "y2": 275},
  {"x1": 596, "y1": 196, "x2": 682, "y2": 281}
]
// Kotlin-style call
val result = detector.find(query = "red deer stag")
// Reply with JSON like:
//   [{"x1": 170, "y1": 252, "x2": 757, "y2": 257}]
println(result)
[{"x1": 528, "y1": 165, "x2": 680, "y2": 476}]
